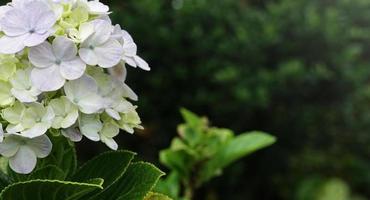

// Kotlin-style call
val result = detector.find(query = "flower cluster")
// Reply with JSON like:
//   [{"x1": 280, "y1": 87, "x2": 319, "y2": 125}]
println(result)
[{"x1": 0, "y1": 0, "x2": 149, "y2": 174}]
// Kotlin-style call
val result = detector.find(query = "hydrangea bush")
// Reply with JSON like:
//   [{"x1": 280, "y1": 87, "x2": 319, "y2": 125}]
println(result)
[{"x1": 0, "y1": 0, "x2": 150, "y2": 174}]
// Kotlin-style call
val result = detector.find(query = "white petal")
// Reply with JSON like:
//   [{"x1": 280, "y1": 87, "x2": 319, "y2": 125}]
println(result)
[
  {"x1": 31, "y1": 66, "x2": 65, "y2": 92},
  {"x1": 0, "y1": 8, "x2": 27, "y2": 36},
  {"x1": 122, "y1": 83, "x2": 138, "y2": 101},
  {"x1": 87, "y1": 1, "x2": 109, "y2": 15},
  {"x1": 26, "y1": 135, "x2": 52, "y2": 158},
  {"x1": 21, "y1": 123, "x2": 49, "y2": 138},
  {"x1": 79, "y1": 22, "x2": 95, "y2": 42},
  {"x1": 101, "y1": 136, "x2": 118, "y2": 150},
  {"x1": 134, "y1": 55, "x2": 150, "y2": 71},
  {"x1": 123, "y1": 41, "x2": 137, "y2": 56},
  {"x1": 60, "y1": 58, "x2": 86, "y2": 80},
  {"x1": 11, "y1": 0, "x2": 32, "y2": 8},
  {"x1": 79, "y1": 48, "x2": 98, "y2": 66},
  {"x1": 24, "y1": 1, "x2": 45, "y2": 21},
  {"x1": 28, "y1": 41, "x2": 55, "y2": 68},
  {"x1": 42, "y1": 106, "x2": 55, "y2": 124},
  {"x1": 24, "y1": 32, "x2": 51, "y2": 47},
  {"x1": 0, "y1": 136, "x2": 19, "y2": 157},
  {"x1": 105, "y1": 108, "x2": 121, "y2": 120},
  {"x1": 9, "y1": 146, "x2": 36, "y2": 174},
  {"x1": 108, "y1": 62, "x2": 127, "y2": 82},
  {"x1": 62, "y1": 128, "x2": 82, "y2": 142},
  {"x1": 61, "y1": 110, "x2": 78, "y2": 128},
  {"x1": 2, "y1": 102, "x2": 25, "y2": 124},
  {"x1": 111, "y1": 24, "x2": 123, "y2": 41},
  {"x1": 79, "y1": 114, "x2": 102, "y2": 141},
  {"x1": 0, "y1": 124, "x2": 3, "y2": 143},
  {"x1": 6, "y1": 124, "x2": 24, "y2": 133},
  {"x1": 114, "y1": 100, "x2": 134, "y2": 113},
  {"x1": 11, "y1": 88, "x2": 38, "y2": 103},
  {"x1": 95, "y1": 39, "x2": 124, "y2": 68},
  {"x1": 78, "y1": 94, "x2": 104, "y2": 114},
  {"x1": 89, "y1": 19, "x2": 112, "y2": 45},
  {"x1": 101, "y1": 122, "x2": 120, "y2": 138},
  {"x1": 64, "y1": 75, "x2": 98, "y2": 101},
  {"x1": 0, "y1": 35, "x2": 27, "y2": 54},
  {"x1": 52, "y1": 117, "x2": 63, "y2": 129},
  {"x1": 34, "y1": 10, "x2": 56, "y2": 33},
  {"x1": 122, "y1": 30, "x2": 134, "y2": 43},
  {"x1": 0, "y1": 6, "x2": 13, "y2": 30},
  {"x1": 124, "y1": 56, "x2": 137, "y2": 68},
  {"x1": 52, "y1": 36, "x2": 77, "y2": 60}
]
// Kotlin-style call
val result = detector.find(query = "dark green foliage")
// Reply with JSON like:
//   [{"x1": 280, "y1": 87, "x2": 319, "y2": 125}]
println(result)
[{"x1": 109, "y1": 0, "x2": 370, "y2": 199}]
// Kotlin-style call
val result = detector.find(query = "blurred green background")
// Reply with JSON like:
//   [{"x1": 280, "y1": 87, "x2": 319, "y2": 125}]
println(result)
[{"x1": 102, "y1": 0, "x2": 370, "y2": 199}]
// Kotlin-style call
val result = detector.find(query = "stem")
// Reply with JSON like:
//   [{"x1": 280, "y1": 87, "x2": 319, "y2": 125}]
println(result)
[{"x1": 184, "y1": 180, "x2": 194, "y2": 200}]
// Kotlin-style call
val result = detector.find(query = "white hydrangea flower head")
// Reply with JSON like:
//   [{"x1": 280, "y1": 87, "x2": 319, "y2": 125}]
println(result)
[
  {"x1": 0, "y1": 0, "x2": 150, "y2": 174},
  {"x1": 0, "y1": 1, "x2": 57, "y2": 54}
]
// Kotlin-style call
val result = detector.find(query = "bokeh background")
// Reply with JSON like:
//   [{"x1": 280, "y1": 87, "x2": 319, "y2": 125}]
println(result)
[
  {"x1": 105, "y1": 0, "x2": 370, "y2": 199},
  {"x1": 3, "y1": 0, "x2": 370, "y2": 199}
]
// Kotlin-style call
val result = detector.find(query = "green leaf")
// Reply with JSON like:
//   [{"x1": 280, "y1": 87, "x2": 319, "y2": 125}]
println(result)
[
  {"x1": 159, "y1": 149, "x2": 193, "y2": 178},
  {"x1": 71, "y1": 150, "x2": 135, "y2": 188},
  {"x1": 316, "y1": 178, "x2": 351, "y2": 200},
  {"x1": 154, "y1": 172, "x2": 181, "y2": 199},
  {"x1": 179, "y1": 108, "x2": 203, "y2": 128},
  {"x1": 28, "y1": 166, "x2": 65, "y2": 180},
  {"x1": 144, "y1": 192, "x2": 173, "y2": 200},
  {"x1": 37, "y1": 135, "x2": 77, "y2": 178},
  {"x1": 178, "y1": 109, "x2": 208, "y2": 147},
  {"x1": 0, "y1": 178, "x2": 104, "y2": 200},
  {"x1": 9, "y1": 165, "x2": 65, "y2": 182},
  {"x1": 89, "y1": 162, "x2": 165, "y2": 200},
  {"x1": 198, "y1": 131, "x2": 276, "y2": 185}
]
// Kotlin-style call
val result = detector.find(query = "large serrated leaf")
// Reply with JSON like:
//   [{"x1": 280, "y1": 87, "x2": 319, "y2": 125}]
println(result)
[
  {"x1": 198, "y1": 131, "x2": 276, "y2": 185},
  {"x1": 71, "y1": 150, "x2": 135, "y2": 188},
  {"x1": 0, "y1": 178, "x2": 104, "y2": 200},
  {"x1": 89, "y1": 162, "x2": 165, "y2": 200},
  {"x1": 9, "y1": 165, "x2": 65, "y2": 182}
]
